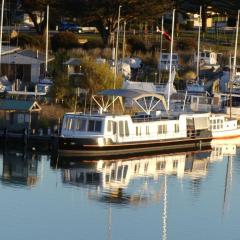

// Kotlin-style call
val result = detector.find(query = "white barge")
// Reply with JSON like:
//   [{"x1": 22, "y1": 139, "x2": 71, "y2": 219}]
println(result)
[{"x1": 58, "y1": 89, "x2": 212, "y2": 158}]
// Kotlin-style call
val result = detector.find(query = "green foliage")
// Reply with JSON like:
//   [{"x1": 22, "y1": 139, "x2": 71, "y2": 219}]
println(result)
[
  {"x1": 127, "y1": 37, "x2": 146, "y2": 54},
  {"x1": 51, "y1": 32, "x2": 80, "y2": 51},
  {"x1": 79, "y1": 56, "x2": 123, "y2": 93}
]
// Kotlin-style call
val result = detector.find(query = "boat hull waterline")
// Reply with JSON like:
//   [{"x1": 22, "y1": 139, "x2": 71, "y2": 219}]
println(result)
[{"x1": 58, "y1": 137, "x2": 212, "y2": 158}]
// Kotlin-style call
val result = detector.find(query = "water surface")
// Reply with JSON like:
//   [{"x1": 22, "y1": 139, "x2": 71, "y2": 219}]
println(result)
[{"x1": 0, "y1": 143, "x2": 240, "y2": 240}]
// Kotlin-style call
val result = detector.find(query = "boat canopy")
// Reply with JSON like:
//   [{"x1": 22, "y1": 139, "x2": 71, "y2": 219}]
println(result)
[{"x1": 94, "y1": 89, "x2": 168, "y2": 114}]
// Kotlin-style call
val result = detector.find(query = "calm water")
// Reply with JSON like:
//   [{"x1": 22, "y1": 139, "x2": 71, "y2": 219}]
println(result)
[{"x1": 0, "y1": 143, "x2": 240, "y2": 240}]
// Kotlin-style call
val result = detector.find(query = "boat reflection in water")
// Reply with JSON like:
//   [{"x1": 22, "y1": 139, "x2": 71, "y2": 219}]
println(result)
[
  {"x1": 58, "y1": 142, "x2": 236, "y2": 206},
  {"x1": 0, "y1": 150, "x2": 47, "y2": 187}
]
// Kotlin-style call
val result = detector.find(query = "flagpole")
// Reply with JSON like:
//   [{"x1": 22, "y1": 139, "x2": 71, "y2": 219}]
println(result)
[
  {"x1": 196, "y1": 6, "x2": 202, "y2": 83},
  {"x1": 167, "y1": 9, "x2": 175, "y2": 111},
  {"x1": 159, "y1": 16, "x2": 164, "y2": 83}
]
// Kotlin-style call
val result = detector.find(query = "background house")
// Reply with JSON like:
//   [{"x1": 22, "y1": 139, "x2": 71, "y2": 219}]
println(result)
[{"x1": 0, "y1": 49, "x2": 54, "y2": 85}]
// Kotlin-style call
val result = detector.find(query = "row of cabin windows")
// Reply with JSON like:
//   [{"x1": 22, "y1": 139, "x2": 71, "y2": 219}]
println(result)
[
  {"x1": 156, "y1": 160, "x2": 178, "y2": 170},
  {"x1": 64, "y1": 118, "x2": 102, "y2": 132},
  {"x1": 161, "y1": 55, "x2": 178, "y2": 60},
  {"x1": 136, "y1": 123, "x2": 179, "y2": 136},
  {"x1": 210, "y1": 119, "x2": 223, "y2": 130},
  {"x1": 105, "y1": 166, "x2": 128, "y2": 182},
  {"x1": 107, "y1": 120, "x2": 130, "y2": 137}
]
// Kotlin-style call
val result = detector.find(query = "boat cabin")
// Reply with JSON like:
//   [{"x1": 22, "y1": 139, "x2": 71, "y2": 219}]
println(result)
[
  {"x1": 158, "y1": 53, "x2": 179, "y2": 71},
  {"x1": 194, "y1": 50, "x2": 218, "y2": 65}
]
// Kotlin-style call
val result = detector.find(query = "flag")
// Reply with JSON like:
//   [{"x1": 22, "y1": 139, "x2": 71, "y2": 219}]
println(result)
[{"x1": 156, "y1": 26, "x2": 171, "y2": 42}]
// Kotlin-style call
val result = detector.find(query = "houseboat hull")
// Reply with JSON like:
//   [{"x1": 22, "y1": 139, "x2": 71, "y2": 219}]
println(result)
[
  {"x1": 58, "y1": 136, "x2": 212, "y2": 159},
  {"x1": 212, "y1": 128, "x2": 240, "y2": 140}
]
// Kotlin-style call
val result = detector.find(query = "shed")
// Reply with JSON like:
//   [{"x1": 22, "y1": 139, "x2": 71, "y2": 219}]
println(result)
[
  {"x1": 0, "y1": 49, "x2": 54, "y2": 84},
  {"x1": 64, "y1": 58, "x2": 82, "y2": 76},
  {"x1": 0, "y1": 100, "x2": 41, "y2": 131}
]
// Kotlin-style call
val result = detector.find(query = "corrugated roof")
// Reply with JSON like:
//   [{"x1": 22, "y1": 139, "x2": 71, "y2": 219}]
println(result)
[
  {"x1": 2, "y1": 46, "x2": 20, "y2": 55},
  {"x1": 0, "y1": 100, "x2": 41, "y2": 111},
  {"x1": 0, "y1": 49, "x2": 54, "y2": 65}
]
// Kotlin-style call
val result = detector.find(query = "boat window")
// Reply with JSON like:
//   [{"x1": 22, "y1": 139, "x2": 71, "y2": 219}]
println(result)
[
  {"x1": 76, "y1": 172, "x2": 84, "y2": 183},
  {"x1": 76, "y1": 119, "x2": 87, "y2": 131},
  {"x1": 111, "y1": 169, "x2": 116, "y2": 180},
  {"x1": 123, "y1": 166, "x2": 128, "y2": 179},
  {"x1": 87, "y1": 120, "x2": 102, "y2": 132},
  {"x1": 64, "y1": 117, "x2": 71, "y2": 130},
  {"x1": 206, "y1": 52, "x2": 210, "y2": 57},
  {"x1": 146, "y1": 126, "x2": 150, "y2": 135},
  {"x1": 125, "y1": 121, "x2": 130, "y2": 136},
  {"x1": 105, "y1": 174, "x2": 110, "y2": 183},
  {"x1": 158, "y1": 124, "x2": 167, "y2": 134},
  {"x1": 134, "y1": 164, "x2": 139, "y2": 173},
  {"x1": 136, "y1": 126, "x2": 141, "y2": 136},
  {"x1": 67, "y1": 118, "x2": 74, "y2": 130},
  {"x1": 192, "y1": 97, "x2": 198, "y2": 103},
  {"x1": 174, "y1": 123, "x2": 179, "y2": 133},
  {"x1": 95, "y1": 121, "x2": 102, "y2": 132},
  {"x1": 113, "y1": 122, "x2": 117, "y2": 134},
  {"x1": 88, "y1": 120, "x2": 95, "y2": 132},
  {"x1": 86, "y1": 173, "x2": 93, "y2": 183},
  {"x1": 119, "y1": 121, "x2": 124, "y2": 137},
  {"x1": 173, "y1": 160, "x2": 178, "y2": 169},
  {"x1": 70, "y1": 119, "x2": 75, "y2": 130},
  {"x1": 156, "y1": 161, "x2": 166, "y2": 170},
  {"x1": 201, "y1": 53, "x2": 205, "y2": 57},
  {"x1": 117, "y1": 166, "x2": 123, "y2": 181},
  {"x1": 107, "y1": 121, "x2": 112, "y2": 132},
  {"x1": 144, "y1": 162, "x2": 149, "y2": 172}
]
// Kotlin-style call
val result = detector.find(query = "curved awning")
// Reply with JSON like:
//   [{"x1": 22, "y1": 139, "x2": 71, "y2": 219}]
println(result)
[
  {"x1": 98, "y1": 89, "x2": 166, "y2": 101},
  {"x1": 95, "y1": 89, "x2": 168, "y2": 114}
]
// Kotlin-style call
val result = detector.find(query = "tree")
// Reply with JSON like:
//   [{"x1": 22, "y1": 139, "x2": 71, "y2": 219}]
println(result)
[
  {"x1": 63, "y1": 0, "x2": 171, "y2": 46},
  {"x1": 20, "y1": 0, "x2": 60, "y2": 34}
]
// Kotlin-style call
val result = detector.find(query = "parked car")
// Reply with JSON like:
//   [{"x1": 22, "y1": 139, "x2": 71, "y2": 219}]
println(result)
[{"x1": 59, "y1": 22, "x2": 82, "y2": 34}]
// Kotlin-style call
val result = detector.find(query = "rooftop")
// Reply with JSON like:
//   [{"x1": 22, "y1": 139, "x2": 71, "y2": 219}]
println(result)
[{"x1": 0, "y1": 100, "x2": 41, "y2": 111}]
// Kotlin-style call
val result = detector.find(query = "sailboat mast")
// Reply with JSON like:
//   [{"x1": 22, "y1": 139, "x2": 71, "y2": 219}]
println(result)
[
  {"x1": 122, "y1": 21, "x2": 126, "y2": 63},
  {"x1": 0, "y1": 0, "x2": 5, "y2": 76},
  {"x1": 113, "y1": 5, "x2": 121, "y2": 89},
  {"x1": 232, "y1": 10, "x2": 240, "y2": 82},
  {"x1": 167, "y1": 9, "x2": 175, "y2": 111},
  {"x1": 196, "y1": 6, "x2": 202, "y2": 83},
  {"x1": 230, "y1": 9, "x2": 240, "y2": 119},
  {"x1": 45, "y1": 4, "x2": 49, "y2": 74}
]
